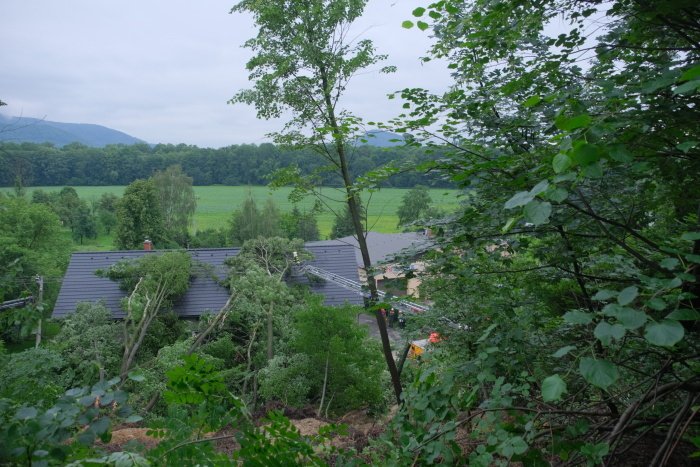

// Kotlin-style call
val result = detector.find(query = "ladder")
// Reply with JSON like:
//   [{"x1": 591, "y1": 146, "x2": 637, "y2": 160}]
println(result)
[
  {"x1": 0, "y1": 296, "x2": 35, "y2": 312},
  {"x1": 298, "y1": 264, "x2": 431, "y2": 314}
]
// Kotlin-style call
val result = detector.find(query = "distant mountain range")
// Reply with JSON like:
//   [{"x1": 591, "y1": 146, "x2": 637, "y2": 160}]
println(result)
[
  {"x1": 0, "y1": 114, "x2": 144, "y2": 147},
  {"x1": 0, "y1": 114, "x2": 406, "y2": 148},
  {"x1": 355, "y1": 130, "x2": 406, "y2": 148}
]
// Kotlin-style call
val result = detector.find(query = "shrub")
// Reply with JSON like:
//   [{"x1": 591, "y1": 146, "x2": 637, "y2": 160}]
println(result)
[
  {"x1": 259, "y1": 354, "x2": 313, "y2": 408},
  {"x1": 50, "y1": 302, "x2": 122, "y2": 386},
  {"x1": 0, "y1": 347, "x2": 69, "y2": 406}
]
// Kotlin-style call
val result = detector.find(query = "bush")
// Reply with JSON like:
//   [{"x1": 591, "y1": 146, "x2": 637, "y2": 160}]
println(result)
[
  {"x1": 50, "y1": 302, "x2": 122, "y2": 386},
  {"x1": 138, "y1": 311, "x2": 188, "y2": 362},
  {"x1": 259, "y1": 354, "x2": 313, "y2": 408},
  {"x1": 0, "y1": 347, "x2": 69, "y2": 406}
]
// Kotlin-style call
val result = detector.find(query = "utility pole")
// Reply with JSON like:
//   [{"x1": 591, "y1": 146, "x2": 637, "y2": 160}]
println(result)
[{"x1": 34, "y1": 275, "x2": 43, "y2": 348}]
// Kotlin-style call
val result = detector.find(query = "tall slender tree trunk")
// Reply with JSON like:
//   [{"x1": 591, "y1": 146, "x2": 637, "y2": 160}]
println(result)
[
  {"x1": 321, "y1": 76, "x2": 402, "y2": 403},
  {"x1": 267, "y1": 303, "x2": 274, "y2": 360},
  {"x1": 318, "y1": 352, "x2": 330, "y2": 418}
]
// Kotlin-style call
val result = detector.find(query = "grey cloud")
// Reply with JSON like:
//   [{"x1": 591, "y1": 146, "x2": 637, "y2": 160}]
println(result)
[{"x1": 1, "y1": 0, "x2": 451, "y2": 148}]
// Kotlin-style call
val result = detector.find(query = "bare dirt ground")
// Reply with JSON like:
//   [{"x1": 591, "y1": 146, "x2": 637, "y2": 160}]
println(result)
[
  {"x1": 103, "y1": 407, "x2": 390, "y2": 456},
  {"x1": 100, "y1": 427, "x2": 160, "y2": 452}
]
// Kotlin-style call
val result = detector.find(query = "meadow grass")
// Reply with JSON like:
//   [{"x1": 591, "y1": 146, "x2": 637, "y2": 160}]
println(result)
[{"x1": 5, "y1": 186, "x2": 462, "y2": 247}]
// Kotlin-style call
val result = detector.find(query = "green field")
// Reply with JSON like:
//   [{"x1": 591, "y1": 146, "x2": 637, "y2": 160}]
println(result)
[{"x1": 5, "y1": 186, "x2": 461, "y2": 248}]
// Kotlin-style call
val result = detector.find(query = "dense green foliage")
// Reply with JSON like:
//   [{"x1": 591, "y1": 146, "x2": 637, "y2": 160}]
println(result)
[
  {"x1": 0, "y1": 141, "x2": 451, "y2": 188},
  {"x1": 330, "y1": 204, "x2": 362, "y2": 239},
  {"x1": 48, "y1": 302, "x2": 122, "y2": 386},
  {"x1": 114, "y1": 179, "x2": 165, "y2": 250},
  {"x1": 290, "y1": 303, "x2": 385, "y2": 415},
  {"x1": 0, "y1": 195, "x2": 69, "y2": 345},
  {"x1": 152, "y1": 165, "x2": 197, "y2": 247},
  {"x1": 0, "y1": 196, "x2": 68, "y2": 303},
  {"x1": 384, "y1": 0, "x2": 700, "y2": 464},
  {"x1": 396, "y1": 185, "x2": 433, "y2": 228},
  {"x1": 229, "y1": 195, "x2": 282, "y2": 245},
  {"x1": 281, "y1": 206, "x2": 321, "y2": 242}
]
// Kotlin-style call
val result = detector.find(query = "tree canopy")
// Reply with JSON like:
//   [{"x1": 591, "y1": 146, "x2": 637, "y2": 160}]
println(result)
[
  {"x1": 152, "y1": 165, "x2": 196, "y2": 247},
  {"x1": 396, "y1": 185, "x2": 432, "y2": 228},
  {"x1": 114, "y1": 179, "x2": 165, "y2": 250},
  {"x1": 384, "y1": 0, "x2": 700, "y2": 463}
]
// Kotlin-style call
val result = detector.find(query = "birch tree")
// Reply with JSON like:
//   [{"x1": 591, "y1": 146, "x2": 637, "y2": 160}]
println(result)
[{"x1": 231, "y1": 0, "x2": 403, "y2": 402}]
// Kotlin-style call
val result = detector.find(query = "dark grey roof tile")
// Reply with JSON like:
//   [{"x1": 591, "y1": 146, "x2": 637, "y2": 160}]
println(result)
[{"x1": 53, "y1": 244, "x2": 363, "y2": 319}]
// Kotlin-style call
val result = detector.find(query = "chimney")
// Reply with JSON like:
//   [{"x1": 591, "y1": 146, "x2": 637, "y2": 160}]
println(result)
[{"x1": 144, "y1": 239, "x2": 153, "y2": 251}]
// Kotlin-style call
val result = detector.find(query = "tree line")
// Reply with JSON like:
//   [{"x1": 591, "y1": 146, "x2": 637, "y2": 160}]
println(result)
[{"x1": 0, "y1": 140, "x2": 452, "y2": 188}]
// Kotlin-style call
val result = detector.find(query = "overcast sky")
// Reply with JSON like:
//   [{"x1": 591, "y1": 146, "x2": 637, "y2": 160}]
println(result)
[{"x1": 0, "y1": 0, "x2": 452, "y2": 148}]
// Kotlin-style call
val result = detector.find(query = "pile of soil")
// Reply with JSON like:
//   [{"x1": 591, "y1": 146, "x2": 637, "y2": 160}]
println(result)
[{"x1": 100, "y1": 428, "x2": 160, "y2": 452}]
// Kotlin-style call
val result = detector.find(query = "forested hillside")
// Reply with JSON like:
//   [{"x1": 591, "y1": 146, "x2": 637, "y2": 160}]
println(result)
[
  {"x1": 0, "y1": 141, "x2": 450, "y2": 188},
  {"x1": 0, "y1": 115, "x2": 144, "y2": 147}
]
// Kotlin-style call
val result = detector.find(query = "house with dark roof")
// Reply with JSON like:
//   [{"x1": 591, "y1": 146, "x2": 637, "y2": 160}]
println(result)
[{"x1": 53, "y1": 241, "x2": 363, "y2": 320}]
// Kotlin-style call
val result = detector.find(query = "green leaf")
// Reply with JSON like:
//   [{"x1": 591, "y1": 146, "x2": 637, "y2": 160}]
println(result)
[
  {"x1": 579, "y1": 358, "x2": 619, "y2": 390},
  {"x1": 77, "y1": 431, "x2": 96, "y2": 446},
  {"x1": 660, "y1": 258, "x2": 680, "y2": 270},
  {"x1": 416, "y1": 21, "x2": 429, "y2": 31},
  {"x1": 582, "y1": 161, "x2": 604, "y2": 178},
  {"x1": 666, "y1": 309, "x2": 700, "y2": 321},
  {"x1": 647, "y1": 297, "x2": 667, "y2": 311},
  {"x1": 552, "y1": 153, "x2": 572, "y2": 173},
  {"x1": 572, "y1": 143, "x2": 600, "y2": 166},
  {"x1": 530, "y1": 180, "x2": 550, "y2": 196},
  {"x1": 607, "y1": 306, "x2": 647, "y2": 330},
  {"x1": 681, "y1": 232, "x2": 700, "y2": 241},
  {"x1": 15, "y1": 406, "x2": 38, "y2": 420},
  {"x1": 673, "y1": 80, "x2": 700, "y2": 95},
  {"x1": 594, "y1": 322, "x2": 626, "y2": 345},
  {"x1": 128, "y1": 370, "x2": 146, "y2": 382},
  {"x1": 580, "y1": 442, "x2": 610, "y2": 464},
  {"x1": 676, "y1": 141, "x2": 698, "y2": 153},
  {"x1": 553, "y1": 345, "x2": 576, "y2": 358},
  {"x1": 501, "y1": 216, "x2": 519, "y2": 233},
  {"x1": 609, "y1": 145, "x2": 633, "y2": 163},
  {"x1": 687, "y1": 254, "x2": 700, "y2": 263},
  {"x1": 617, "y1": 286, "x2": 638, "y2": 306},
  {"x1": 644, "y1": 320, "x2": 685, "y2": 347},
  {"x1": 522, "y1": 95, "x2": 542, "y2": 108},
  {"x1": 504, "y1": 191, "x2": 534, "y2": 209},
  {"x1": 563, "y1": 310, "x2": 593, "y2": 325},
  {"x1": 401, "y1": 20, "x2": 414, "y2": 29},
  {"x1": 498, "y1": 436, "x2": 528, "y2": 458},
  {"x1": 524, "y1": 200, "x2": 552, "y2": 225},
  {"x1": 125, "y1": 414, "x2": 143, "y2": 423},
  {"x1": 412, "y1": 7, "x2": 426, "y2": 17},
  {"x1": 555, "y1": 114, "x2": 592, "y2": 131},
  {"x1": 542, "y1": 374, "x2": 567, "y2": 402},
  {"x1": 90, "y1": 417, "x2": 111, "y2": 436},
  {"x1": 477, "y1": 323, "x2": 497, "y2": 343},
  {"x1": 546, "y1": 187, "x2": 568, "y2": 203},
  {"x1": 679, "y1": 64, "x2": 700, "y2": 81},
  {"x1": 592, "y1": 289, "x2": 617, "y2": 301}
]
